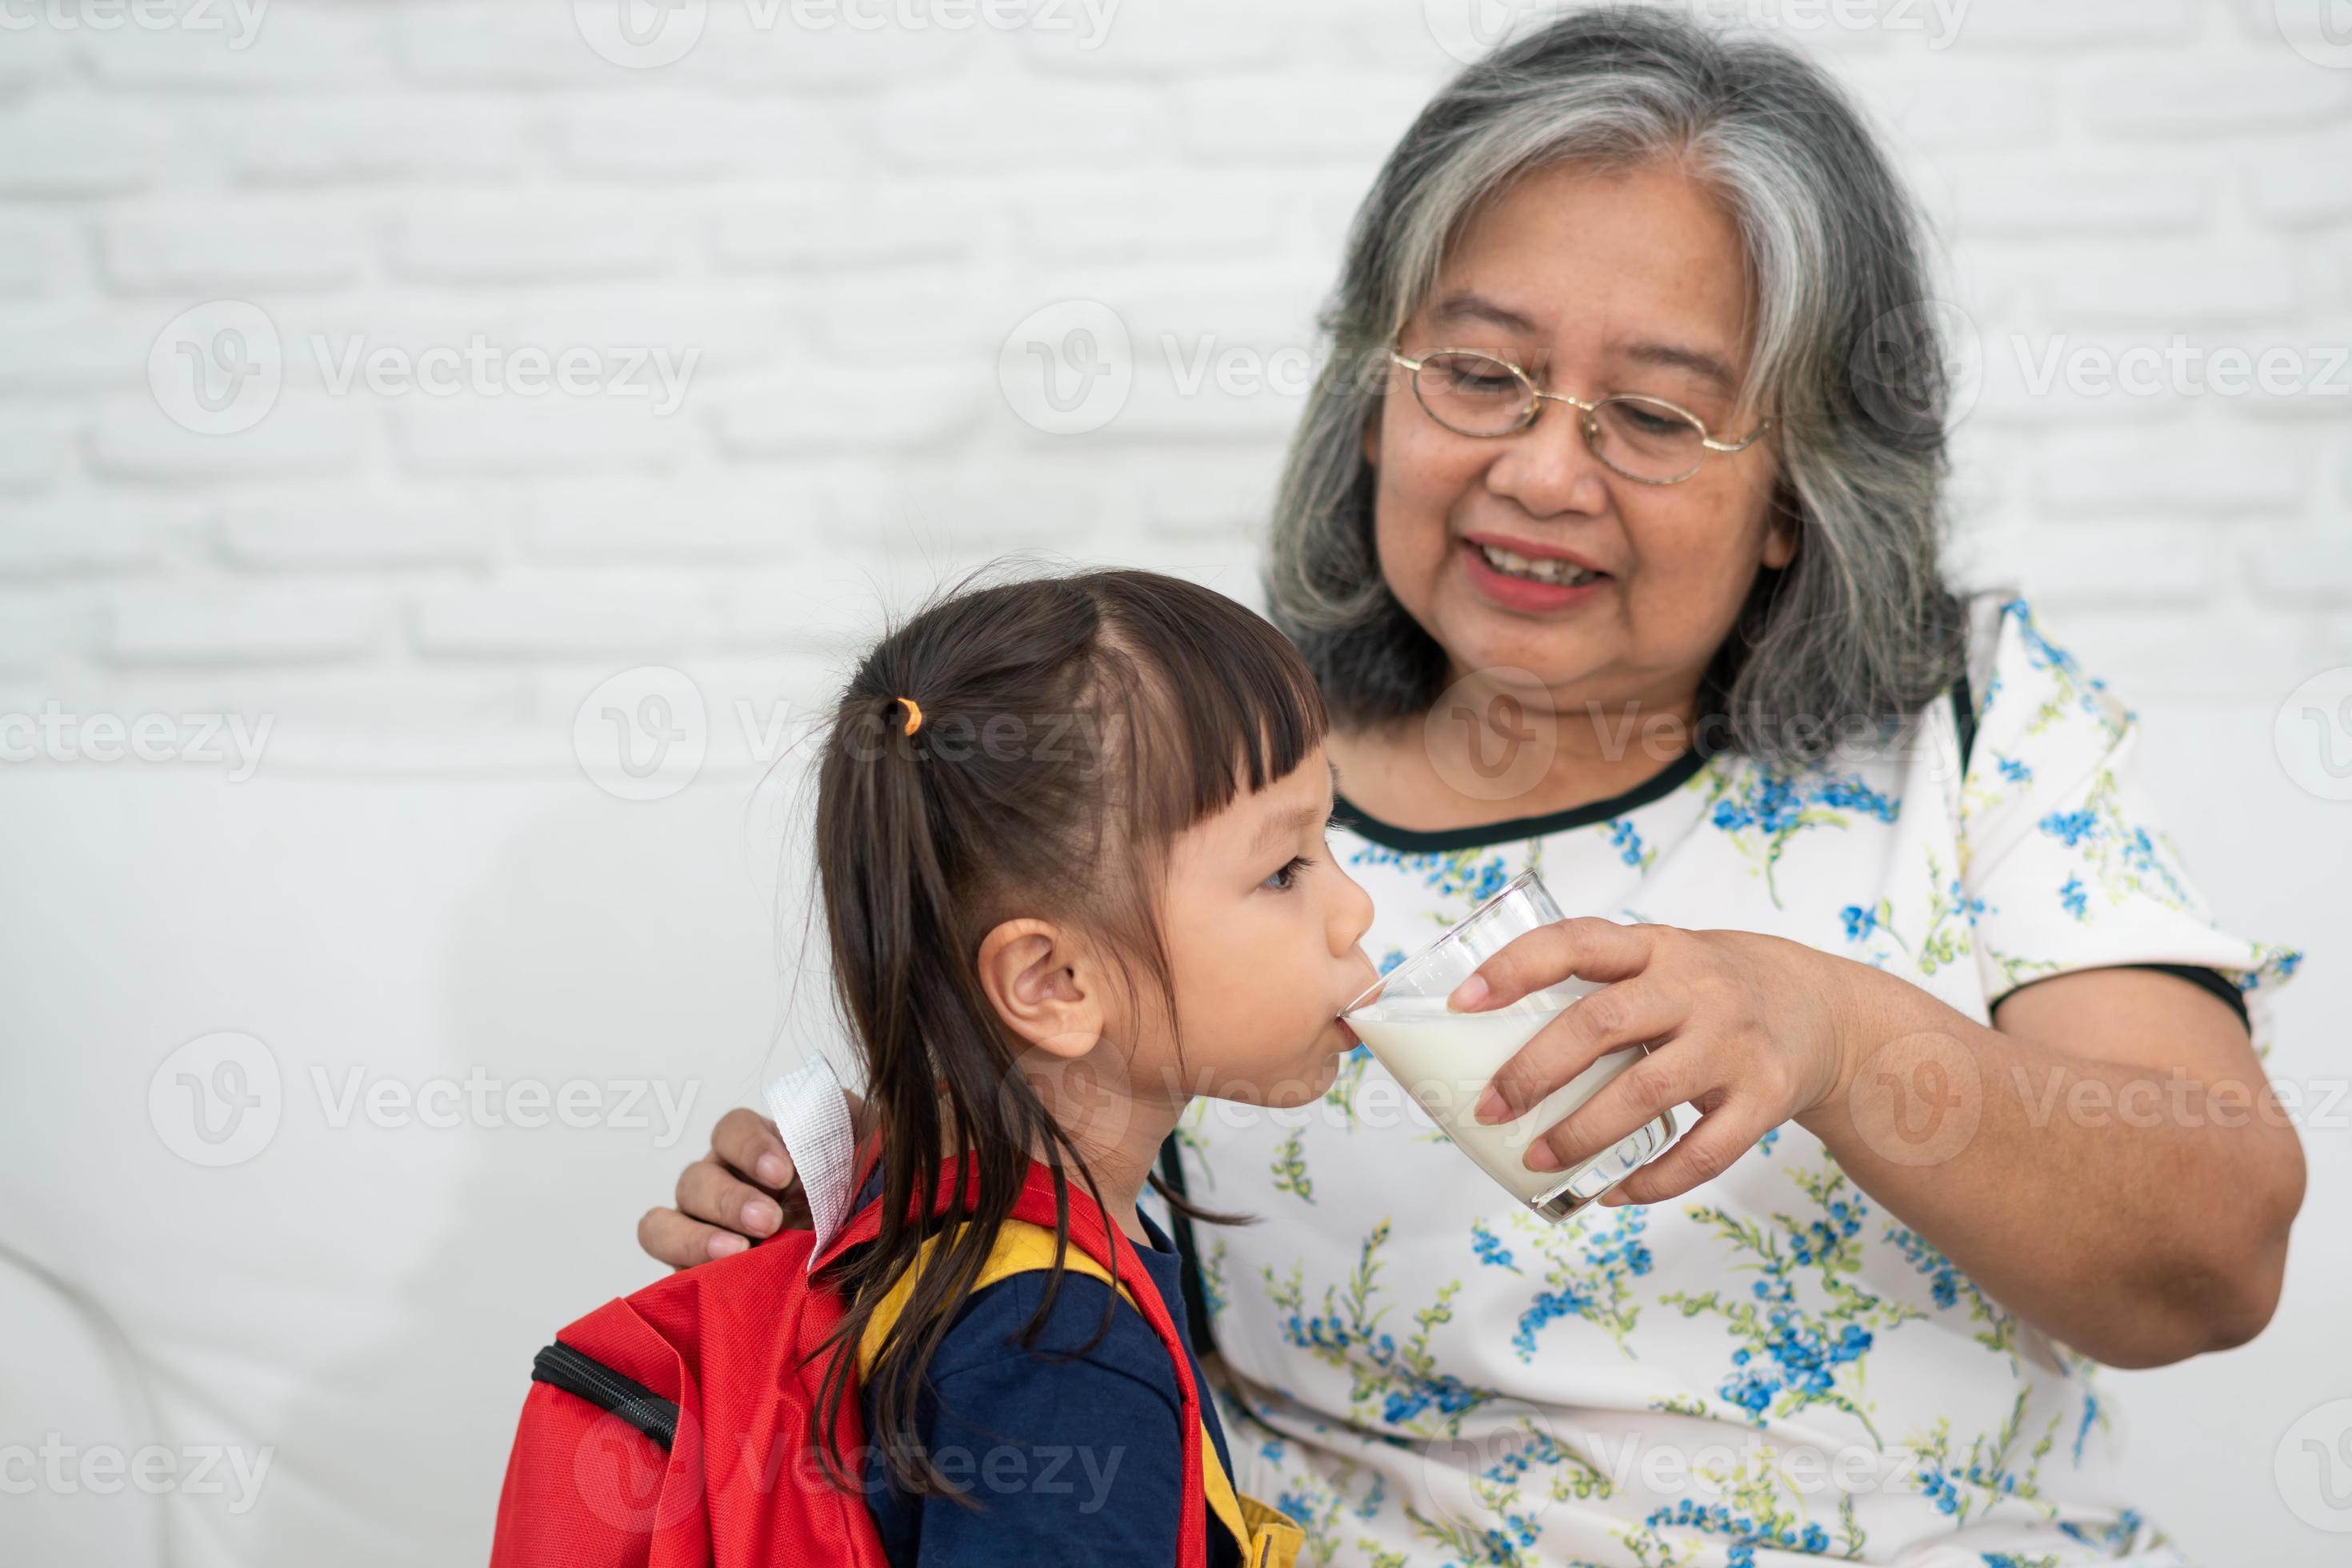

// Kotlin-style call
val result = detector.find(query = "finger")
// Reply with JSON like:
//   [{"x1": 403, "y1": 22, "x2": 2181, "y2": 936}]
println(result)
[
  {"x1": 1449, "y1": 917, "x2": 1656, "y2": 1012},
  {"x1": 1478, "y1": 973, "x2": 1682, "y2": 1123},
  {"x1": 676, "y1": 1154, "x2": 786, "y2": 1238},
  {"x1": 1525, "y1": 1034, "x2": 1699, "y2": 1173},
  {"x1": 638, "y1": 1207, "x2": 751, "y2": 1270},
  {"x1": 1598, "y1": 1101, "x2": 1776, "y2": 1206},
  {"x1": 711, "y1": 1106, "x2": 794, "y2": 1190}
]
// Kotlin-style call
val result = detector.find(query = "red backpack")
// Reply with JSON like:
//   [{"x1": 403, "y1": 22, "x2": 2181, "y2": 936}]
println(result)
[{"x1": 487, "y1": 1158, "x2": 1300, "y2": 1568}]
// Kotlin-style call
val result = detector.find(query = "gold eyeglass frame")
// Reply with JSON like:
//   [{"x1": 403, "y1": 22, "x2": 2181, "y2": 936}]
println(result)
[{"x1": 1389, "y1": 345, "x2": 1774, "y2": 486}]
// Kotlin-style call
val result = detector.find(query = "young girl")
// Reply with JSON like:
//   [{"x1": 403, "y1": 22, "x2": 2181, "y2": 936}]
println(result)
[{"x1": 810, "y1": 565, "x2": 1375, "y2": 1565}]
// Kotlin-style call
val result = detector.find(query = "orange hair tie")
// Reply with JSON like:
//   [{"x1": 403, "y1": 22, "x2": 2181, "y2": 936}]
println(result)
[{"x1": 895, "y1": 696, "x2": 924, "y2": 736}]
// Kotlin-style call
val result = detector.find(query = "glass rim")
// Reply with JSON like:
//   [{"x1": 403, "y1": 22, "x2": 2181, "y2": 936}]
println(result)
[
  {"x1": 1410, "y1": 347, "x2": 1708, "y2": 418},
  {"x1": 1341, "y1": 867, "x2": 1546, "y2": 1017},
  {"x1": 1393, "y1": 343, "x2": 1771, "y2": 484},
  {"x1": 1407, "y1": 358, "x2": 1707, "y2": 482},
  {"x1": 1419, "y1": 351, "x2": 1706, "y2": 422}
]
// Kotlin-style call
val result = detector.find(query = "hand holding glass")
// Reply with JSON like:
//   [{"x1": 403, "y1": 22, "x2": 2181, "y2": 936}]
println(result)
[{"x1": 1341, "y1": 870, "x2": 1675, "y2": 1222}]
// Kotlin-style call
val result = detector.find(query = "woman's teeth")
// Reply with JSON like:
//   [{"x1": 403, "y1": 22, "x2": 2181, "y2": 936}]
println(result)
[{"x1": 1476, "y1": 542, "x2": 1598, "y2": 586}]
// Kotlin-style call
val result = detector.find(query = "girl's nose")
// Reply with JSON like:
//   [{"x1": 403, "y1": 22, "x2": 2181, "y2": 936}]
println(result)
[{"x1": 1334, "y1": 871, "x2": 1376, "y2": 956}]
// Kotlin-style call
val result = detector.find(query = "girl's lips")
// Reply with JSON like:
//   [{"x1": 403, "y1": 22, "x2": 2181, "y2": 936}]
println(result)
[
  {"x1": 1334, "y1": 1015, "x2": 1362, "y2": 1051},
  {"x1": 1458, "y1": 537, "x2": 1610, "y2": 613}
]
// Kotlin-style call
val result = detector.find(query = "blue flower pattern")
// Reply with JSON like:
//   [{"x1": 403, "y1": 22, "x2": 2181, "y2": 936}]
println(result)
[{"x1": 1184, "y1": 596, "x2": 2290, "y2": 1566}]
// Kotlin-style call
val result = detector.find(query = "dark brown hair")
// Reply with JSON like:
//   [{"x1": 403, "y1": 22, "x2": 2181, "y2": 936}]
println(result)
[{"x1": 810, "y1": 562, "x2": 1326, "y2": 1503}]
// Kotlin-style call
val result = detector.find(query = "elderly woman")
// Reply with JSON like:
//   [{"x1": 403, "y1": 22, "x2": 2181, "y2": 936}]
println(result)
[{"x1": 638, "y1": 12, "x2": 2304, "y2": 1565}]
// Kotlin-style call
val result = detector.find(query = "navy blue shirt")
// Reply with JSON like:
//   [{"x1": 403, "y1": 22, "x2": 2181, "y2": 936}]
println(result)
[{"x1": 854, "y1": 1184, "x2": 1240, "y2": 1568}]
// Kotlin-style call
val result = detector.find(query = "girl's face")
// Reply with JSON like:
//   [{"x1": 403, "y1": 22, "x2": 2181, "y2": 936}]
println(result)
[
  {"x1": 1366, "y1": 158, "x2": 1790, "y2": 722},
  {"x1": 1151, "y1": 742, "x2": 1380, "y2": 1109},
  {"x1": 975, "y1": 742, "x2": 1377, "y2": 1150}
]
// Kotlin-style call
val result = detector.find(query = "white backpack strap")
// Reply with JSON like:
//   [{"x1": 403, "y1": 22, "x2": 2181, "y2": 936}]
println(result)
[{"x1": 763, "y1": 1054, "x2": 859, "y2": 1270}]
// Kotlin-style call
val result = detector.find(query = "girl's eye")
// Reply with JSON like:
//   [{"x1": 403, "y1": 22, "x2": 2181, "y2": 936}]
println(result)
[{"x1": 1263, "y1": 854, "x2": 1315, "y2": 893}]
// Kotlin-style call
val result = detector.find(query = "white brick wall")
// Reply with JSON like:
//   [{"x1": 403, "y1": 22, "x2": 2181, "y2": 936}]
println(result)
[
  {"x1": 0, "y1": 0, "x2": 2342, "y2": 766},
  {"x1": 1, "y1": 6, "x2": 2348, "y2": 1563}
]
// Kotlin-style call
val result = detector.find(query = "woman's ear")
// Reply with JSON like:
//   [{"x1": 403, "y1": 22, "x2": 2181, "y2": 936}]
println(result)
[
  {"x1": 975, "y1": 918, "x2": 1104, "y2": 1062},
  {"x1": 1762, "y1": 486, "x2": 1799, "y2": 570}
]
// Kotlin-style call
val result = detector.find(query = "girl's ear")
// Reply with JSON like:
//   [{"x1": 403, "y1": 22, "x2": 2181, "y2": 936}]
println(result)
[{"x1": 975, "y1": 918, "x2": 1105, "y2": 1060}]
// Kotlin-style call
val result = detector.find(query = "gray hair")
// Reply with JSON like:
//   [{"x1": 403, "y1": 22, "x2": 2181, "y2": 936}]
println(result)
[{"x1": 1262, "y1": 5, "x2": 1967, "y2": 770}]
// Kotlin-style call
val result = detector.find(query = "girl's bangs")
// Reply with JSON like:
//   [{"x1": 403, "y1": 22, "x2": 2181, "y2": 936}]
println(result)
[{"x1": 1098, "y1": 590, "x2": 1333, "y2": 846}]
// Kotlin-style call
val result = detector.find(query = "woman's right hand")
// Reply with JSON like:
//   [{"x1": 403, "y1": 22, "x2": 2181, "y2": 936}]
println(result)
[{"x1": 637, "y1": 1108, "x2": 809, "y2": 1267}]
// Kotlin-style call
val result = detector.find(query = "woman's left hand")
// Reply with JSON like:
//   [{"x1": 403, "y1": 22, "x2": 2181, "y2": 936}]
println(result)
[{"x1": 1453, "y1": 918, "x2": 1860, "y2": 1205}]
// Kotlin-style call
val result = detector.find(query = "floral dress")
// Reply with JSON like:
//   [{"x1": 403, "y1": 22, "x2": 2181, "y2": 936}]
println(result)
[{"x1": 1171, "y1": 591, "x2": 2301, "y2": 1568}]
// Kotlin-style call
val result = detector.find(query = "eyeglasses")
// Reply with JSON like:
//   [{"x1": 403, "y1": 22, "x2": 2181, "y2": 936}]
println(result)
[{"x1": 1388, "y1": 346, "x2": 1774, "y2": 486}]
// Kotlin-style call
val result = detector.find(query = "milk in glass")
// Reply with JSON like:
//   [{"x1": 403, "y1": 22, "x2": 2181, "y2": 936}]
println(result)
[{"x1": 1346, "y1": 989, "x2": 1651, "y2": 1208}]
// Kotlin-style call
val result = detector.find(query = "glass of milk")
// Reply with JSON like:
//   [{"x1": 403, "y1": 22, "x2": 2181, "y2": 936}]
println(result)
[{"x1": 1341, "y1": 870, "x2": 1675, "y2": 1222}]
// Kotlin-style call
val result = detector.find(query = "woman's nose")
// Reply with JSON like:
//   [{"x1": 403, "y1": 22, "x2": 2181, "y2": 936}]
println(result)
[{"x1": 1482, "y1": 409, "x2": 1613, "y2": 518}]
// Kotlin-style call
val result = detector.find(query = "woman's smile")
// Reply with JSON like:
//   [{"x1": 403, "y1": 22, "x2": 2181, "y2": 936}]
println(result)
[{"x1": 1455, "y1": 532, "x2": 1613, "y2": 615}]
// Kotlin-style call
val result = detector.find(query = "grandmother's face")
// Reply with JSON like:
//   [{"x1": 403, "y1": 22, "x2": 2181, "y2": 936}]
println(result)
[{"x1": 1366, "y1": 158, "x2": 1790, "y2": 723}]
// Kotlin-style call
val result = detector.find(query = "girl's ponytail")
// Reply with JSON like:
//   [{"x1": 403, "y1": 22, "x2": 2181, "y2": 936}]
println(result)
[{"x1": 814, "y1": 673, "x2": 1108, "y2": 1503}]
